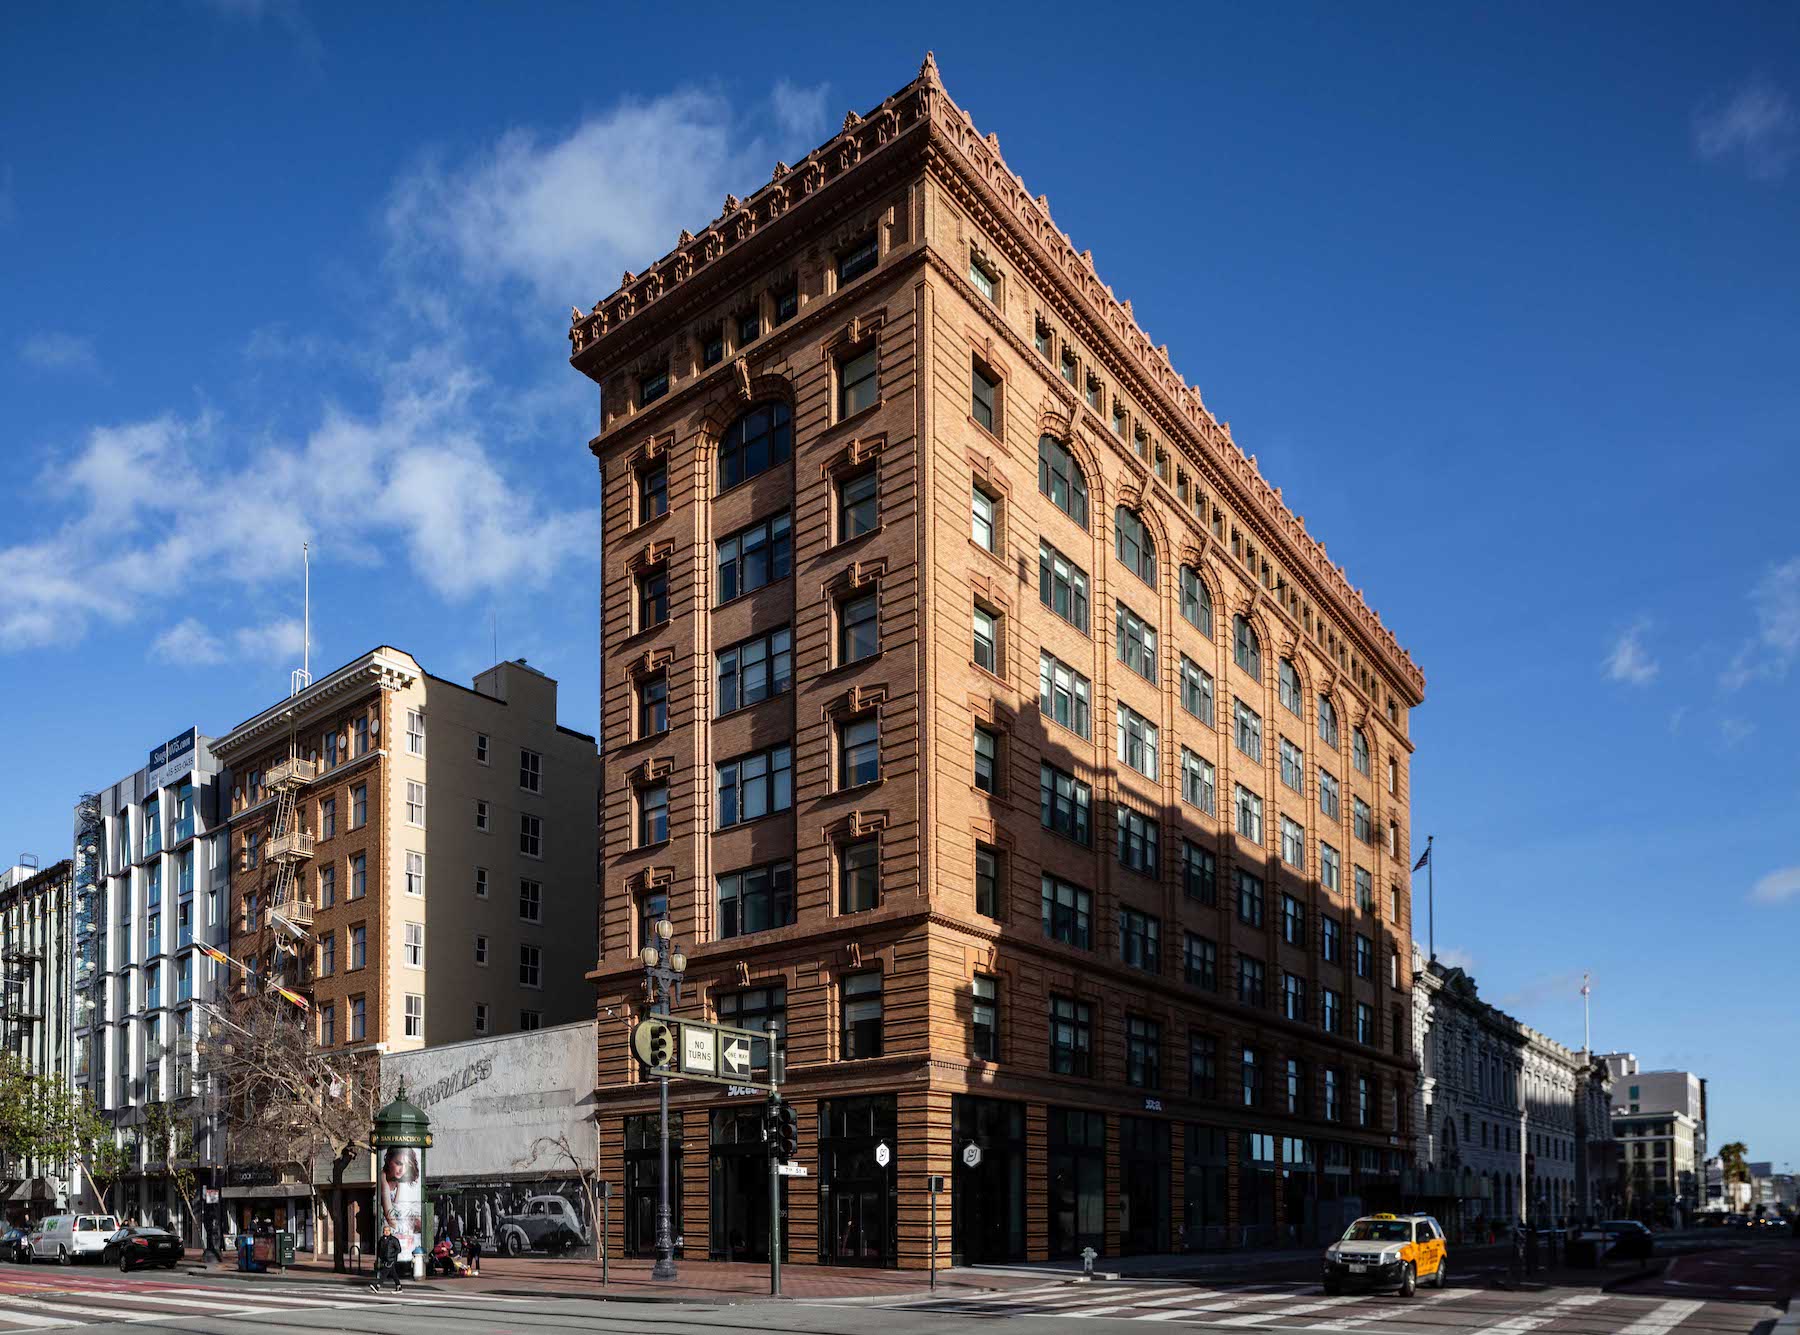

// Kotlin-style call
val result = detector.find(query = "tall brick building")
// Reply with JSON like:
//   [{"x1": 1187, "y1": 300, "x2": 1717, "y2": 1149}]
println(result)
[{"x1": 572, "y1": 56, "x2": 1426, "y2": 1268}]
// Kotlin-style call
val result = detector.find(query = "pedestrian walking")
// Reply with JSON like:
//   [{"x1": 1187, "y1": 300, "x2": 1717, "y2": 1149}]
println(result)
[
  {"x1": 462, "y1": 1230, "x2": 482, "y2": 1277},
  {"x1": 370, "y1": 1222, "x2": 404, "y2": 1293}
]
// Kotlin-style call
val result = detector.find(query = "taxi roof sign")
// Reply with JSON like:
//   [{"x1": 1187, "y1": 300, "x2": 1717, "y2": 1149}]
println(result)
[{"x1": 1370, "y1": 1212, "x2": 1398, "y2": 1220}]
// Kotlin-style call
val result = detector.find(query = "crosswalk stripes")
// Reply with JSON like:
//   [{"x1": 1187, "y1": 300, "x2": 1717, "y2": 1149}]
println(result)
[
  {"x1": 1615, "y1": 1300, "x2": 1706, "y2": 1335},
  {"x1": 0, "y1": 1275, "x2": 533, "y2": 1329}
]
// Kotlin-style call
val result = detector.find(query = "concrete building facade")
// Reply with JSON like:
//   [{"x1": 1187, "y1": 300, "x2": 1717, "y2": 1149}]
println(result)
[
  {"x1": 574, "y1": 58, "x2": 1425, "y2": 1267},
  {"x1": 1600, "y1": 1052, "x2": 1706, "y2": 1220},
  {"x1": 1, "y1": 857, "x2": 75, "y2": 1218}
]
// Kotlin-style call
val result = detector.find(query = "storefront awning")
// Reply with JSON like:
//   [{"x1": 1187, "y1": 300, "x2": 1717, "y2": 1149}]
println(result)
[{"x1": 222, "y1": 1185, "x2": 308, "y2": 1200}]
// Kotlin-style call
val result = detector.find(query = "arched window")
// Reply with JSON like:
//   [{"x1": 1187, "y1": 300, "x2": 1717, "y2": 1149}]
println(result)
[
  {"x1": 1352, "y1": 727, "x2": 1370, "y2": 775},
  {"x1": 1179, "y1": 566, "x2": 1212, "y2": 635},
  {"x1": 1233, "y1": 616, "x2": 1260, "y2": 679},
  {"x1": 718, "y1": 400, "x2": 793, "y2": 490},
  {"x1": 1037, "y1": 435, "x2": 1087, "y2": 528},
  {"x1": 1114, "y1": 506, "x2": 1155, "y2": 586},
  {"x1": 1278, "y1": 658, "x2": 1302, "y2": 714},
  {"x1": 1318, "y1": 694, "x2": 1339, "y2": 748}
]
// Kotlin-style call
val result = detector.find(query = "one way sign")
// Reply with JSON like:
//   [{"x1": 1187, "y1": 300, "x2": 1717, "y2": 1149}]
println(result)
[{"x1": 722, "y1": 1035, "x2": 752, "y2": 1077}]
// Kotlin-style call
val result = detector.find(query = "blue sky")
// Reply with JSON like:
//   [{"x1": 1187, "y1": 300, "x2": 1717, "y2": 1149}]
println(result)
[{"x1": 3, "y1": 4, "x2": 1796, "y2": 1165}]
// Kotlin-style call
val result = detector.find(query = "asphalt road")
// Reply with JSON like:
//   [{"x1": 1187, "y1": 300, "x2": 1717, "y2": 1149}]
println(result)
[{"x1": 0, "y1": 1268, "x2": 1785, "y2": 1335}]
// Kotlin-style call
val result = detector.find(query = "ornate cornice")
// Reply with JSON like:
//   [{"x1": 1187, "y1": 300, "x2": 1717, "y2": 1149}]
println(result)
[{"x1": 213, "y1": 650, "x2": 418, "y2": 761}]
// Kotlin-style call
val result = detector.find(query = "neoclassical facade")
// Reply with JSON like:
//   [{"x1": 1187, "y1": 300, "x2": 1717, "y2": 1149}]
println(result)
[
  {"x1": 1411, "y1": 948, "x2": 1596, "y2": 1227},
  {"x1": 574, "y1": 56, "x2": 1425, "y2": 1268}
]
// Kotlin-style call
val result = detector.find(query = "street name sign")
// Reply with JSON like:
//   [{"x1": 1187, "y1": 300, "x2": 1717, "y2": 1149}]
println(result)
[{"x1": 775, "y1": 1163, "x2": 809, "y2": 1177}]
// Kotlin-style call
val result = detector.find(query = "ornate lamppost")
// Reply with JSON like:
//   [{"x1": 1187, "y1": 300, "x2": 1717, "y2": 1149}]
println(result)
[{"x1": 640, "y1": 918, "x2": 686, "y2": 1282}]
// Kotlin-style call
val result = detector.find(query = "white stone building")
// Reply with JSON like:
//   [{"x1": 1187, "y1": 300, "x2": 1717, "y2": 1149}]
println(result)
[{"x1": 1, "y1": 857, "x2": 75, "y2": 1217}]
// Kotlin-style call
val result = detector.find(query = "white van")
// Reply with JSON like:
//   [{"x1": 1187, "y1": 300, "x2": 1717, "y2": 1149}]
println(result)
[{"x1": 29, "y1": 1214, "x2": 119, "y2": 1264}]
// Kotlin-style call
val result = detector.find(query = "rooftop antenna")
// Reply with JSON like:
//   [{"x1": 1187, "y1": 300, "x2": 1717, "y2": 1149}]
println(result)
[
  {"x1": 290, "y1": 541, "x2": 312, "y2": 697},
  {"x1": 493, "y1": 605, "x2": 499, "y2": 668},
  {"x1": 1580, "y1": 973, "x2": 1592, "y2": 1055}
]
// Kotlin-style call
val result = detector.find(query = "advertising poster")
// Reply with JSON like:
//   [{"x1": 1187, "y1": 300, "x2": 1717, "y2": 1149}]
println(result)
[{"x1": 379, "y1": 1146, "x2": 424, "y2": 1256}]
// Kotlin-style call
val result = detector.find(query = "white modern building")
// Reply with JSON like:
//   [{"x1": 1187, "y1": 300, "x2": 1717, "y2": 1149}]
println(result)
[
  {"x1": 1600, "y1": 1053, "x2": 1707, "y2": 1220},
  {"x1": 75, "y1": 728, "x2": 233, "y2": 1238}
]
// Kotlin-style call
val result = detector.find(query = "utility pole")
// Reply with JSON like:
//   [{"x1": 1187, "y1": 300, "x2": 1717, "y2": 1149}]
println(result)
[{"x1": 638, "y1": 919, "x2": 686, "y2": 1282}]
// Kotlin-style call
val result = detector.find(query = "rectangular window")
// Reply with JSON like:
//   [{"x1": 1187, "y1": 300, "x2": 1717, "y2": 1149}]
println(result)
[
  {"x1": 473, "y1": 1003, "x2": 489, "y2": 1035},
  {"x1": 1125, "y1": 1015, "x2": 1161, "y2": 1089},
  {"x1": 702, "y1": 328, "x2": 724, "y2": 367},
  {"x1": 1237, "y1": 955, "x2": 1266, "y2": 1008},
  {"x1": 837, "y1": 234, "x2": 878, "y2": 283},
  {"x1": 520, "y1": 1010, "x2": 543, "y2": 1031},
  {"x1": 1115, "y1": 603, "x2": 1158, "y2": 682},
  {"x1": 1040, "y1": 874, "x2": 1092, "y2": 949},
  {"x1": 971, "y1": 975, "x2": 999, "y2": 1060},
  {"x1": 474, "y1": 866, "x2": 488, "y2": 899},
  {"x1": 638, "y1": 783, "x2": 668, "y2": 846},
  {"x1": 1233, "y1": 697, "x2": 1262, "y2": 760},
  {"x1": 354, "y1": 715, "x2": 370, "y2": 756},
  {"x1": 1235, "y1": 784, "x2": 1263, "y2": 843},
  {"x1": 1181, "y1": 565, "x2": 1213, "y2": 634},
  {"x1": 520, "y1": 944, "x2": 542, "y2": 989},
  {"x1": 1355, "y1": 933, "x2": 1373, "y2": 979},
  {"x1": 1355, "y1": 865, "x2": 1374, "y2": 911},
  {"x1": 1279, "y1": 659, "x2": 1303, "y2": 714},
  {"x1": 1286, "y1": 1058, "x2": 1307, "y2": 1116},
  {"x1": 1281, "y1": 817, "x2": 1305, "y2": 868},
  {"x1": 404, "y1": 922, "x2": 424, "y2": 968},
  {"x1": 637, "y1": 566, "x2": 669, "y2": 628},
  {"x1": 520, "y1": 878, "x2": 542, "y2": 923},
  {"x1": 1319, "y1": 696, "x2": 1339, "y2": 748},
  {"x1": 406, "y1": 709, "x2": 425, "y2": 756},
  {"x1": 637, "y1": 673, "x2": 668, "y2": 737},
  {"x1": 838, "y1": 470, "x2": 879, "y2": 542},
  {"x1": 1242, "y1": 1046, "x2": 1264, "y2": 1108},
  {"x1": 1282, "y1": 893, "x2": 1307, "y2": 946},
  {"x1": 1179, "y1": 657, "x2": 1214, "y2": 724},
  {"x1": 841, "y1": 970, "x2": 883, "y2": 1058},
  {"x1": 838, "y1": 837, "x2": 880, "y2": 913},
  {"x1": 717, "y1": 512, "x2": 793, "y2": 602},
  {"x1": 320, "y1": 1004, "x2": 336, "y2": 1047},
  {"x1": 1118, "y1": 905, "x2": 1160, "y2": 973},
  {"x1": 717, "y1": 986, "x2": 787, "y2": 1068},
  {"x1": 1356, "y1": 1003, "x2": 1374, "y2": 1046},
  {"x1": 638, "y1": 367, "x2": 669, "y2": 405},
  {"x1": 1060, "y1": 345, "x2": 1078, "y2": 386},
  {"x1": 837, "y1": 715, "x2": 880, "y2": 788},
  {"x1": 970, "y1": 361, "x2": 998, "y2": 432},
  {"x1": 474, "y1": 934, "x2": 488, "y2": 966},
  {"x1": 519, "y1": 813, "x2": 542, "y2": 858},
  {"x1": 1324, "y1": 1068, "x2": 1340, "y2": 1121},
  {"x1": 973, "y1": 604, "x2": 999, "y2": 673},
  {"x1": 351, "y1": 784, "x2": 367, "y2": 828},
  {"x1": 838, "y1": 345, "x2": 878, "y2": 418},
  {"x1": 318, "y1": 863, "x2": 335, "y2": 908},
  {"x1": 474, "y1": 799, "x2": 490, "y2": 832},
  {"x1": 350, "y1": 924, "x2": 367, "y2": 970},
  {"x1": 638, "y1": 461, "x2": 668, "y2": 524},
  {"x1": 1035, "y1": 321, "x2": 1053, "y2": 359},
  {"x1": 837, "y1": 591, "x2": 879, "y2": 664},
  {"x1": 519, "y1": 748, "x2": 543, "y2": 794},
  {"x1": 323, "y1": 731, "x2": 339, "y2": 769},
  {"x1": 350, "y1": 996, "x2": 366, "y2": 1042},
  {"x1": 1354, "y1": 797, "x2": 1373, "y2": 843},
  {"x1": 1236, "y1": 867, "x2": 1265, "y2": 927},
  {"x1": 1182, "y1": 840, "x2": 1217, "y2": 904},
  {"x1": 404, "y1": 850, "x2": 425, "y2": 896},
  {"x1": 716, "y1": 743, "x2": 794, "y2": 828},
  {"x1": 1321, "y1": 842, "x2": 1341, "y2": 893},
  {"x1": 1321, "y1": 989, "x2": 1342, "y2": 1034},
  {"x1": 772, "y1": 283, "x2": 797, "y2": 325},
  {"x1": 1189, "y1": 1032, "x2": 1218, "y2": 1098},
  {"x1": 1049, "y1": 995, "x2": 1092, "y2": 1076},
  {"x1": 968, "y1": 256, "x2": 996, "y2": 302},
  {"x1": 474, "y1": 731, "x2": 488, "y2": 764},
  {"x1": 1184, "y1": 933, "x2": 1218, "y2": 989},
  {"x1": 717, "y1": 860, "x2": 795, "y2": 938},
  {"x1": 319, "y1": 933, "x2": 335, "y2": 977},
  {"x1": 1038, "y1": 653, "x2": 1092, "y2": 738},
  {"x1": 1116, "y1": 703, "x2": 1159, "y2": 779},
  {"x1": 975, "y1": 844, "x2": 1002, "y2": 918},
  {"x1": 1180, "y1": 748, "x2": 1216, "y2": 814},
  {"x1": 405, "y1": 780, "x2": 426, "y2": 827},
  {"x1": 1353, "y1": 728, "x2": 1371, "y2": 776},
  {"x1": 1318, "y1": 768, "x2": 1340, "y2": 820},
  {"x1": 1038, "y1": 542, "x2": 1090, "y2": 632},
  {"x1": 716, "y1": 626, "x2": 793, "y2": 713},
  {"x1": 1283, "y1": 971, "x2": 1308, "y2": 1022},
  {"x1": 973, "y1": 726, "x2": 999, "y2": 793},
  {"x1": 1279, "y1": 737, "x2": 1304, "y2": 792},
  {"x1": 320, "y1": 797, "x2": 336, "y2": 839},
  {"x1": 1039, "y1": 763, "x2": 1092, "y2": 845},
  {"x1": 1321, "y1": 915, "x2": 1342, "y2": 964},
  {"x1": 738, "y1": 308, "x2": 761, "y2": 344},
  {"x1": 350, "y1": 852, "x2": 366, "y2": 900},
  {"x1": 971, "y1": 483, "x2": 998, "y2": 552},
  {"x1": 1116, "y1": 805, "x2": 1160, "y2": 878}
]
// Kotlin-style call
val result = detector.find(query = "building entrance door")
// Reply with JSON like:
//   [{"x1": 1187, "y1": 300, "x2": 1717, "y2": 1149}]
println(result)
[
  {"x1": 819, "y1": 1096, "x2": 896, "y2": 1267},
  {"x1": 951, "y1": 1096, "x2": 1025, "y2": 1265},
  {"x1": 623, "y1": 1112, "x2": 683, "y2": 1259},
  {"x1": 709, "y1": 1107, "x2": 786, "y2": 1262}
]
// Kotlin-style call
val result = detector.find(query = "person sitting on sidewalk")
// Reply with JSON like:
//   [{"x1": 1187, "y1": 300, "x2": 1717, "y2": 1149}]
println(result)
[{"x1": 370, "y1": 1223, "x2": 404, "y2": 1293}]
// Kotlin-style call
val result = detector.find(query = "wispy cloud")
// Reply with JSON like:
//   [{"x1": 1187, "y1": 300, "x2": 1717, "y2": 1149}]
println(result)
[
  {"x1": 1694, "y1": 79, "x2": 1798, "y2": 182},
  {"x1": 1435, "y1": 946, "x2": 1478, "y2": 976},
  {"x1": 18, "y1": 332, "x2": 98, "y2": 373},
  {"x1": 1720, "y1": 556, "x2": 1800, "y2": 688},
  {"x1": 1499, "y1": 968, "x2": 1590, "y2": 1012},
  {"x1": 150, "y1": 618, "x2": 227, "y2": 665},
  {"x1": 149, "y1": 615, "x2": 309, "y2": 667},
  {"x1": 771, "y1": 79, "x2": 830, "y2": 142},
  {"x1": 1718, "y1": 716, "x2": 1754, "y2": 747},
  {"x1": 1750, "y1": 867, "x2": 1800, "y2": 905},
  {"x1": 1603, "y1": 619, "x2": 1658, "y2": 686},
  {"x1": 191, "y1": 0, "x2": 321, "y2": 60}
]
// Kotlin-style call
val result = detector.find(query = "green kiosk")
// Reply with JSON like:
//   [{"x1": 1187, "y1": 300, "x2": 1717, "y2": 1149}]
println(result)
[{"x1": 372, "y1": 1085, "x2": 433, "y2": 1277}]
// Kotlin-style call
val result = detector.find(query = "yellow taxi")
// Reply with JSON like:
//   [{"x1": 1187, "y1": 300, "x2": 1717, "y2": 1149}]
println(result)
[{"x1": 1322, "y1": 1212, "x2": 1448, "y2": 1296}]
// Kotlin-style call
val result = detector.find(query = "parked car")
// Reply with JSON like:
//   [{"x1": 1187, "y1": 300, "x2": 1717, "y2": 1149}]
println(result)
[
  {"x1": 0, "y1": 1227, "x2": 29, "y2": 1263},
  {"x1": 1599, "y1": 1219, "x2": 1655, "y2": 1261},
  {"x1": 26, "y1": 1214, "x2": 119, "y2": 1264},
  {"x1": 102, "y1": 1226, "x2": 184, "y2": 1271},
  {"x1": 494, "y1": 1195, "x2": 587, "y2": 1256}
]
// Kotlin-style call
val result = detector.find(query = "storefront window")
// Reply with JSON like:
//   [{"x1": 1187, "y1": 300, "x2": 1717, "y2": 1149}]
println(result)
[{"x1": 1047, "y1": 1107, "x2": 1105, "y2": 1259}]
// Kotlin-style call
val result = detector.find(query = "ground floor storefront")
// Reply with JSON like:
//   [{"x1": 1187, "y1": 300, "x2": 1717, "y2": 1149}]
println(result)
[{"x1": 595, "y1": 1079, "x2": 1407, "y2": 1269}]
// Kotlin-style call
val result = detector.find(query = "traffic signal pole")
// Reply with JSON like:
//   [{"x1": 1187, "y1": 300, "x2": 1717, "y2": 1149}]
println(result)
[{"x1": 767, "y1": 1021, "x2": 781, "y2": 1298}]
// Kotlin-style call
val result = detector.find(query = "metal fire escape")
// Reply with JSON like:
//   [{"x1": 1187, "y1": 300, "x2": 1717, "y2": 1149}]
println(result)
[{"x1": 263, "y1": 749, "x2": 316, "y2": 949}]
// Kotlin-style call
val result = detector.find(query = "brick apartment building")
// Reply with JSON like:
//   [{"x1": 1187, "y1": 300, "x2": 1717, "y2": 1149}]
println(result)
[
  {"x1": 573, "y1": 56, "x2": 1426, "y2": 1268},
  {"x1": 213, "y1": 649, "x2": 599, "y2": 1240}
]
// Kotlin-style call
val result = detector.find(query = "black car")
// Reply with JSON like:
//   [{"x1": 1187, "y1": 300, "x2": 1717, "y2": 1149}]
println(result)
[
  {"x1": 0, "y1": 1227, "x2": 28, "y2": 1263},
  {"x1": 102, "y1": 1226, "x2": 184, "y2": 1271},
  {"x1": 1599, "y1": 1220, "x2": 1654, "y2": 1261}
]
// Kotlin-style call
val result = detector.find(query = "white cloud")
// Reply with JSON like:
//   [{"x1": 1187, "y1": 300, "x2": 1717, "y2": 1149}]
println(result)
[
  {"x1": 18, "y1": 332, "x2": 98, "y2": 373},
  {"x1": 1603, "y1": 619, "x2": 1658, "y2": 686},
  {"x1": 385, "y1": 83, "x2": 830, "y2": 308},
  {"x1": 1435, "y1": 946, "x2": 1478, "y2": 975},
  {"x1": 1694, "y1": 80, "x2": 1797, "y2": 182},
  {"x1": 771, "y1": 79, "x2": 830, "y2": 142},
  {"x1": 1750, "y1": 867, "x2": 1800, "y2": 905},
  {"x1": 150, "y1": 618, "x2": 227, "y2": 665},
  {"x1": 1718, "y1": 716, "x2": 1754, "y2": 747},
  {"x1": 1720, "y1": 556, "x2": 1800, "y2": 688},
  {"x1": 233, "y1": 617, "x2": 307, "y2": 662}
]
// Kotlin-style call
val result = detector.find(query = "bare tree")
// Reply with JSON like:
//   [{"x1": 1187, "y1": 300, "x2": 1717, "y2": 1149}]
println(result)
[
  {"x1": 201, "y1": 987, "x2": 383, "y2": 1269},
  {"x1": 141, "y1": 1101, "x2": 199, "y2": 1238},
  {"x1": 516, "y1": 1114, "x2": 602, "y2": 1260}
]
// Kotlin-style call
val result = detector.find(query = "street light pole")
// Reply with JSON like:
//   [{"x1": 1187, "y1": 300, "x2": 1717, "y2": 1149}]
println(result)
[{"x1": 639, "y1": 918, "x2": 687, "y2": 1283}]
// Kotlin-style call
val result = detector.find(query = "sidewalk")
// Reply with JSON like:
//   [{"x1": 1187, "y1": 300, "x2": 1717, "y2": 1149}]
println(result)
[{"x1": 188, "y1": 1252, "x2": 1055, "y2": 1303}]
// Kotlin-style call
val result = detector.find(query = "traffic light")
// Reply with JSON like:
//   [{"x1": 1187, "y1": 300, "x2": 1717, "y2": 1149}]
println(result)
[
  {"x1": 762, "y1": 1098, "x2": 782, "y2": 1149},
  {"x1": 632, "y1": 1019, "x2": 675, "y2": 1070},
  {"x1": 775, "y1": 1099, "x2": 799, "y2": 1162}
]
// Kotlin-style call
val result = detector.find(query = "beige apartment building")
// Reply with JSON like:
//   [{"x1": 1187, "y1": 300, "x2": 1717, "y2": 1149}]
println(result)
[{"x1": 572, "y1": 56, "x2": 1424, "y2": 1268}]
